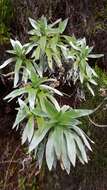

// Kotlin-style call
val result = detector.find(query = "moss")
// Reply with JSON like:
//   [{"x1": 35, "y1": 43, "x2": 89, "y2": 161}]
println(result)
[
  {"x1": 79, "y1": 66, "x2": 107, "y2": 169},
  {"x1": 0, "y1": 0, "x2": 13, "y2": 44}
]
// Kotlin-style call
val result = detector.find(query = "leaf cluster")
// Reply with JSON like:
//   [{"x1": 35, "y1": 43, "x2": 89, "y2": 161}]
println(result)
[{"x1": 0, "y1": 16, "x2": 103, "y2": 173}]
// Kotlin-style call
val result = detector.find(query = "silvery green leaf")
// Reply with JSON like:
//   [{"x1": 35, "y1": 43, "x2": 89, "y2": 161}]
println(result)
[
  {"x1": 88, "y1": 54, "x2": 104, "y2": 58},
  {"x1": 40, "y1": 84, "x2": 63, "y2": 96},
  {"x1": 4, "y1": 87, "x2": 27, "y2": 101},
  {"x1": 10, "y1": 39, "x2": 16, "y2": 48},
  {"x1": 0, "y1": 57, "x2": 16, "y2": 69},
  {"x1": 48, "y1": 95, "x2": 60, "y2": 111},
  {"x1": 61, "y1": 105, "x2": 70, "y2": 112},
  {"x1": 74, "y1": 134, "x2": 88, "y2": 163},
  {"x1": 22, "y1": 116, "x2": 34, "y2": 144},
  {"x1": 25, "y1": 43, "x2": 37, "y2": 54},
  {"x1": 59, "y1": 18, "x2": 68, "y2": 33},
  {"x1": 13, "y1": 108, "x2": 28, "y2": 129},
  {"x1": 64, "y1": 131, "x2": 76, "y2": 167},
  {"x1": 45, "y1": 48, "x2": 53, "y2": 70},
  {"x1": 22, "y1": 68, "x2": 29, "y2": 84},
  {"x1": 76, "y1": 149, "x2": 85, "y2": 164},
  {"x1": 6, "y1": 50, "x2": 16, "y2": 54},
  {"x1": 53, "y1": 128, "x2": 62, "y2": 160},
  {"x1": 28, "y1": 89, "x2": 36, "y2": 109},
  {"x1": 61, "y1": 109, "x2": 93, "y2": 121},
  {"x1": 45, "y1": 100, "x2": 59, "y2": 118},
  {"x1": 29, "y1": 17, "x2": 38, "y2": 30},
  {"x1": 61, "y1": 132, "x2": 70, "y2": 174},
  {"x1": 86, "y1": 64, "x2": 92, "y2": 78},
  {"x1": 46, "y1": 133, "x2": 55, "y2": 170},
  {"x1": 31, "y1": 46, "x2": 40, "y2": 59},
  {"x1": 53, "y1": 53, "x2": 62, "y2": 67},
  {"x1": 89, "y1": 79, "x2": 97, "y2": 85},
  {"x1": 18, "y1": 99, "x2": 30, "y2": 115},
  {"x1": 49, "y1": 18, "x2": 61, "y2": 28},
  {"x1": 70, "y1": 41, "x2": 81, "y2": 51},
  {"x1": 91, "y1": 68, "x2": 98, "y2": 77},
  {"x1": 15, "y1": 40, "x2": 23, "y2": 49},
  {"x1": 50, "y1": 36, "x2": 58, "y2": 52},
  {"x1": 58, "y1": 45, "x2": 68, "y2": 58},
  {"x1": 87, "y1": 82, "x2": 95, "y2": 96},
  {"x1": 29, "y1": 126, "x2": 50, "y2": 152},
  {"x1": 72, "y1": 126, "x2": 92, "y2": 151},
  {"x1": 79, "y1": 70, "x2": 84, "y2": 84},
  {"x1": 86, "y1": 64, "x2": 98, "y2": 78},
  {"x1": 37, "y1": 141, "x2": 46, "y2": 169},
  {"x1": 39, "y1": 36, "x2": 47, "y2": 51},
  {"x1": 14, "y1": 58, "x2": 22, "y2": 87},
  {"x1": 33, "y1": 62, "x2": 43, "y2": 77}
]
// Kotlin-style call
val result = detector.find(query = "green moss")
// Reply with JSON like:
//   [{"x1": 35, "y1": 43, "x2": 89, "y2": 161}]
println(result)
[
  {"x1": 80, "y1": 66, "x2": 107, "y2": 168},
  {"x1": 0, "y1": 0, "x2": 13, "y2": 44}
]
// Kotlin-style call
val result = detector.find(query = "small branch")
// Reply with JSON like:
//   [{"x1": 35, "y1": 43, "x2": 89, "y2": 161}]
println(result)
[
  {"x1": 2, "y1": 72, "x2": 14, "y2": 77},
  {"x1": 3, "y1": 145, "x2": 20, "y2": 190},
  {"x1": 88, "y1": 116, "x2": 107, "y2": 128}
]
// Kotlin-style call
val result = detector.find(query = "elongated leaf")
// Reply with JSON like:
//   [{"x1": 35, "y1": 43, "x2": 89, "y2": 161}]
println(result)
[
  {"x1": 53, "y1": 128, "x2": 62, "y2": 160},
  {"x1": 49, "y1": 18, "x2": 61, "y2": 28},
  {"x1": 88, "y1": 54, "x2": 104, "y2": 58},
  {"x1": 59, "y1": 19, "x2": 68, "y2": 33},
  {"x1": 45, "y1": 99, "x2": 59, "y2": 118},
  {"x1": 28, "y1": 89, "x2": 36, "y2": 109},
  {"x1": 22, "y1": 68, "x2": 29, "y2": 84},
  {"x1": 74, "y1": 134, "x2": 88, "y2": 163},
  {"x1": 25, "y1": 43, "x2": 37, "y2": 54},
  {"x1": 53, "y1": 53, "x2": 62, "y2": 67},
  {"x1": 33, "y1": 62, "x2": 43, "y2": 77},
  {"x1": 89, "y1": 79, "x2": 97, "y2": 85},
  {"x1": 39, "y1": 36, "x2": 46, "y2": 51},
  {"x1": 61, "y1": 132, "x2": 70, "y2": 174},
  {"x1": 46, "y1": 132, "x2": 55, "y2": 170},
  {"x1": 47, "y1": 94, "x2": 60, "y2": 111},
  {"x1": 37, "y1": 141, "x2": 46, "y2": 169},
  {"x1": 32, "y1": 46, "x2": 40, "y2": 59},
  {"x1": 29, "y1": 125, "x2": 50, "y2": 152},
  {"x1": 13, "y1": 108, "x2": 28, "y2": 129},
  {"x1": 14, "y1": 58, "x2": 22, "y2": 87},
  {"x1": 87, "y1": 82, "x2": 95, "y2": 96},
  {"x1": 6, "y1": 50, "x2": 16, "y2": 54},
  {"x1": 64, "y1": 131, "x2": 76, "y2": 166},
  {"x1": 4, "y1": 87, "x2": 27, "y2": 101},
  {"x1": 29, "y1": 17, "x2": 38, "y2": 30},
  {"x1": 70, "y1": 41, "x2": 81, "y2": 51},
  {"x1": 10, "y1": 39, "x2": 16, "y2": 48},
  {"x1": 79, "y1": 70, "x2": 84, "y2": 83},
  {"x1": 60, "y1": 109, "x2": 93, "y2": 121},
  {"x1": 76, "y1": 148, "x2": 85, "y2": 164},
  {"x1": 0, "y1": 57, "x2": 15, "y2": 69},
  {"x1": 72, "y1": 126, "x2": 92, "y2": 151},
  {"x1": 22, "y1": 116, "x2": 34, "y2": 144},
  {"x1": 45, "y1": 48, "x2": 53, "y2": 70},
  {"x1": 40, "y1": 84, "x2": 63, "y2": 96},
  {"x1": 50, "y1": 36, "x2": 58, "y2": 52}
]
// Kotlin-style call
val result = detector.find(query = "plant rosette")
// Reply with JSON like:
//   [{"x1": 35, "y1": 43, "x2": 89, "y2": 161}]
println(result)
[{"x1": 0, "y1": 16, "x2": 103, "y2": 174}]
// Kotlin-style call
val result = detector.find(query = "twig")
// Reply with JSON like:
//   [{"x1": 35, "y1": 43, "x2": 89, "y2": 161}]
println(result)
[
  {"x1": 88, "y1": 116, "x2": 107, "y2": 128},
  {"x1": 2, "y1": 72, "x2": 14, "y2": 77},
  {"x1": 0, "y1": 159, "x2": 21, "y2": 164},
  {"x1": 88, "y1": 98, "x2": 107, "y2": 128},
  {"x1": 3, "y1": 145, "x2": 20, "y2": 190}
]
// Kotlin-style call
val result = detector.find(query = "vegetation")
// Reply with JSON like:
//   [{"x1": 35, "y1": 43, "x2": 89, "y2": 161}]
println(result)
[
  {"x1": 0, "y1": 17, "x2": 104, "y2": 174},
  {"x1": 0, "y1": 0, "x2": 13, "y2": 44}
]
